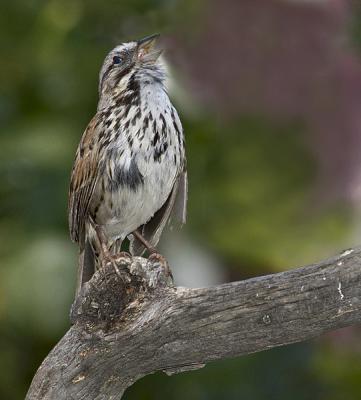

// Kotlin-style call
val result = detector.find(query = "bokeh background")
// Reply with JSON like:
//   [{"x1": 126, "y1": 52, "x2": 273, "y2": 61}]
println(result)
[{"x1": 1, "y1": 0, "x2": 361, "y2": 398}]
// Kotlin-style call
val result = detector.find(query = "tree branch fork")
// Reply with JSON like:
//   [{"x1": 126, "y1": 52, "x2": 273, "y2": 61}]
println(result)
[{"x1": 26, "y1": 248, "x2": 361, "y2": 399}]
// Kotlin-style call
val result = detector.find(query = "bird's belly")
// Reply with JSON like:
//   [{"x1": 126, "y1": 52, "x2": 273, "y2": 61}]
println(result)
[{"x1": 94, "y1": 159, "x2": 178, "y2": 243}]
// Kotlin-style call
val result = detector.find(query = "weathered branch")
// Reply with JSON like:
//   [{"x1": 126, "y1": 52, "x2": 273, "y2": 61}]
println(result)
[{"x1": 26, "y1": 248, "x2": 361, "y2": 399}]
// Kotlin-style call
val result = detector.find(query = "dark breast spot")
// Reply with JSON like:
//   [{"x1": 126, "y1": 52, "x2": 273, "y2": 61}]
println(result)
[
  {"x1": 123, "y1": 119, "x2": 130, "y2": 130},
  {"x1": 132, "y1": 108, "x2": 141, "y2": 125},
  {"x1": 160, "y1": 113, "x2": 166, "y2": 126},
  {"x1": 100, "y1": 138, "x2": 111, "y2": 150},
  {"x1": 152, "y1": 131, "x2": 160, "y2": 146},
  {"x1": 153, "y1": 142, "x2": 169, "y2": 162},
  {"x1": 143, "y1": 116, "x2": 149, "y2": 129},
  {"x1": 108, "y1": 157, "x2": 144, "y2": 192}
]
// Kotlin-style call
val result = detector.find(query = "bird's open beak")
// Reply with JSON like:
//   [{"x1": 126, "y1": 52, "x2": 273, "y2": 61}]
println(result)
[{"x1": 137, "y1": 34, "x2": 162, "y2": 63}]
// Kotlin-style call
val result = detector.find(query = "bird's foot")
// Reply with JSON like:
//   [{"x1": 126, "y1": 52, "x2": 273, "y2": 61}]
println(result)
[
  {"x1": 101, "y1": 254, "x2": 125, "y2": 280},
  {"x1": 113, "y1": 251, "x2": 132, "y2": 265},
  {"x1": 148, "y1": 252, "x2": 166, "y2": 263},
  {"x1": 148, "y1": 252, "x2": 173, "y2": 279}
]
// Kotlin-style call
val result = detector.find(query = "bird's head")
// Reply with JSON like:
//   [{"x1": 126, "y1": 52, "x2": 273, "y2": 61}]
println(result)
[{"x1": 98, "y1": 34, "x2": 163, "y2": 97}]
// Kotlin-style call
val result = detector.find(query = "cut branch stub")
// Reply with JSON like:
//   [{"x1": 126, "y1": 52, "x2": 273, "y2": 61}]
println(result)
[{"x1": 70, "y1": 255, "x2": 173, "y2": 330}]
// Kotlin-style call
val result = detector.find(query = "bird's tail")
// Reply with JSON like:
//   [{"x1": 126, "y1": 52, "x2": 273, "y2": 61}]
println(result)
[{"x1": 75, "y1": 239, "x2": 95, "y2": 298}]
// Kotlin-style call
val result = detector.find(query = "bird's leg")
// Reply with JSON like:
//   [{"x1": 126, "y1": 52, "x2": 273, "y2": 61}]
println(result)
[
  {"x1": 148, "y1": 252, "x2": 173, "y2": 279},
  {"x1": 132, "y1": 230, "x2": 157, "y2": 254},
  {"x1": 132, "y1": 230, "x2": 172, "y2": 278},
  {"x1": 90, "y1": 220, "x2": 122, "y2": 279}
]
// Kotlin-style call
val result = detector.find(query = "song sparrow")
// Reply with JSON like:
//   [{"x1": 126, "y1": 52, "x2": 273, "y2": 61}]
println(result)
[{"x1": 68, "y1": 34, "x2": 187, "y2": 295}]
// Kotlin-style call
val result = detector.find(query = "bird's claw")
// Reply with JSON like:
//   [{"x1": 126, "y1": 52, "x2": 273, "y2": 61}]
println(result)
[
  {"x1": 113, "y1": 251, "x2": 132, "y2": 265},
  {"x1": 101, "y1": 255, "x2": 123, "y2": 279},
  {"x1": 148, "y1": 252, "x2": 173, "y2": 279}
]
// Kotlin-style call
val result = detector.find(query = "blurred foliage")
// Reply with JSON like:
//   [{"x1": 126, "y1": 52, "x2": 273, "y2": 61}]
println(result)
[
  {"x1": 186, "y1": 116, "x2": 350, "y2": 268},
  {"x1": 127, "y1": 343, "x2": 329, "y2": 400},
  {"x1": 0, "y1": 0, "x2": 360, "y2": 399},
  {"x1": 350, "y1": 2, "x2": 361, "y2": 52},
  {"x1": 314, "y1": 340, "x2": 361, "y2": 400}
]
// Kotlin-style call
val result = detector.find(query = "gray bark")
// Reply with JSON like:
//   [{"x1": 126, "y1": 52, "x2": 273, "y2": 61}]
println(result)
[{"x1": 26, "y1": 248, "x2": 361, "y2": 399}]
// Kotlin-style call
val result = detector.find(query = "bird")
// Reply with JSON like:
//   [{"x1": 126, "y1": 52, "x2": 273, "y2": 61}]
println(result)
[{"x1": 68, "y1": 34, "x2": 187, "y2": 296}]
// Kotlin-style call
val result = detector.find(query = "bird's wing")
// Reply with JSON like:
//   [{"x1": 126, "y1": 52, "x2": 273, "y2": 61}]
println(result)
[
  {"x1": 68, "y1": 116, "x2": 102, "y2": 245},
  {"x1": 129, "y1": 167, "x2": 188, "y2": 256}
]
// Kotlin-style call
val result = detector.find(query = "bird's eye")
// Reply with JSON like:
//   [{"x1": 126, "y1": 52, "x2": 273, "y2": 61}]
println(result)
[{"x1": 113, "y1": 56, "x2": 122, "y2": 65}]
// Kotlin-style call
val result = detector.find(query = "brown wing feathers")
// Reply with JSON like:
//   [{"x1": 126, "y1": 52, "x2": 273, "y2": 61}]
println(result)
[{"x1": 68, "y1": 117, "x2": 100, "y2": 245}]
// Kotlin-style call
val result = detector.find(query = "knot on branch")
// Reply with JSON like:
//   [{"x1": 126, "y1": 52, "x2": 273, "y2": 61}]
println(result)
[{"x1": 70, "y1": 255, "x2": 173, "y2": 330}]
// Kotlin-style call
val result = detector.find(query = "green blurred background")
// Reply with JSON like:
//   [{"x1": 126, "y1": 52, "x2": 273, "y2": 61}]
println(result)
[{"x1": 1, "y1": 0, "x2": 361, "y2": 398}]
